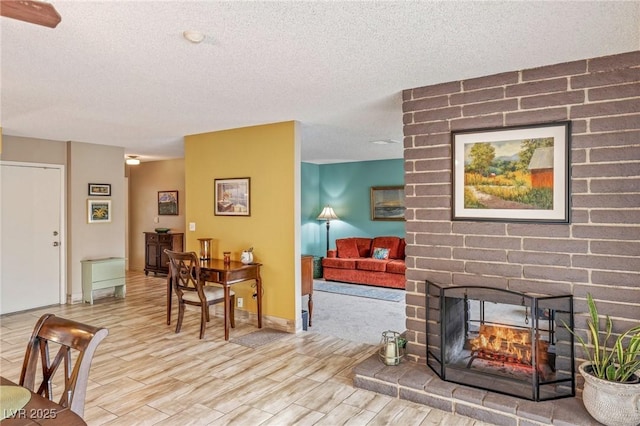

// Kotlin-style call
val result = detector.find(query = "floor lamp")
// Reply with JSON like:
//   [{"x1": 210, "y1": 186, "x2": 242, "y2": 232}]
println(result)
[{"x1": 317, "y1": 205, "x2": 339, "y2": 253}]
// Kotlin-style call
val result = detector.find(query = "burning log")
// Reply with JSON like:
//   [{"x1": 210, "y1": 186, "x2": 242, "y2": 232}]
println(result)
[{"x1": 466, "y1": 324, "x2": 549, "y2": 369}]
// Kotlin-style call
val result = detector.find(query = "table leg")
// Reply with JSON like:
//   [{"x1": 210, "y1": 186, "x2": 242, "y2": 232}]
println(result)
[
  {"x1": 256, "y1": 273, "x2": 262, "y2": 329},
  {"x1": 166, "y1": 274, "x2": 172, "y2": 325},
  {"x1": 223, "y1": 285, "x2": 230, "y2": 341},
  {"x1": 308, "y1": 293, "x2": 313, "y2": 327}
]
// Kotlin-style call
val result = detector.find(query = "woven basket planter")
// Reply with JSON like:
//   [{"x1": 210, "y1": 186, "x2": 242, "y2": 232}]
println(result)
[{"x1": 579, "y1": 362, "x2": 640, "y2": 426}]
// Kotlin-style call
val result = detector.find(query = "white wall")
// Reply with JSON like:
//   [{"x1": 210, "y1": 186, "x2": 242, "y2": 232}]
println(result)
[
  {"x1": 0, "y1": 135, "x2": 126, "y2": 302},
  {"x1": 68, "y1": 142, "x2": 125, "y2": 301}
]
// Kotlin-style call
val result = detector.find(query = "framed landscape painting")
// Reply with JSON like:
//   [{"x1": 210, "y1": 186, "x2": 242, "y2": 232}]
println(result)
[
  {"x1": 452, "y1": 122, "x2": 570, "y2": 223},
  {"x1": 371, "y1": 186, "x2": 405, "y2": 221}
]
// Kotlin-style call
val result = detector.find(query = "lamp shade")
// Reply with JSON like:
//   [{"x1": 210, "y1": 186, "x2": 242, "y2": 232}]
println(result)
[{"x1": 317, "y1": 206, "x2": 339, "y2": 221}]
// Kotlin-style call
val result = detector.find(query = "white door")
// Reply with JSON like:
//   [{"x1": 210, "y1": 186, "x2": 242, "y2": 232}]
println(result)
[{"x1": 0, "y1": 163, "x2": 64, "y2": 314}]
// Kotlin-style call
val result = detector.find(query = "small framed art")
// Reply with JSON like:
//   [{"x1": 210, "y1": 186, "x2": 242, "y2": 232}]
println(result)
[
  {"x1": 88, "y1": 199, "x2": 111, "y2": 223},
  {"x1": 88, "y1": 183, "x2": 111, "y2": 196},
  {"x1": 158, "y1": 190, "x2": 179, "y2": 215}
]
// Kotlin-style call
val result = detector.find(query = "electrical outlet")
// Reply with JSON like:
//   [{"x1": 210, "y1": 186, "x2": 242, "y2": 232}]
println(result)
[
  {"x1": 237, "y1": 297, "x2": 243, "y2": 308},
  {"x1": 189, "y1": 222, "x2": 196, "y2": 231}
]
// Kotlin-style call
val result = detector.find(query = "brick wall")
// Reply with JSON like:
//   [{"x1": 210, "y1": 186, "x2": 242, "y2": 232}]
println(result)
[{"x1": 402, "y1": 50, "x2": 640, "y2": 364}]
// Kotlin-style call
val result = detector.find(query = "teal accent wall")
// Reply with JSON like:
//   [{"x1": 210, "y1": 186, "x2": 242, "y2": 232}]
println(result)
[
  {"x1": 301, "y1": 162, "x2": 321, "y2": 256},
  {"x1": 302, "y1": 159, "x2": 405, "y2": 257}
]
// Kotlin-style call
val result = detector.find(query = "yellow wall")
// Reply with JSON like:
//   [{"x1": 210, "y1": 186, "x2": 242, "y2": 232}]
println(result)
[{"x1": 184, "y1": 121, "x2": 299, "y2": 325}]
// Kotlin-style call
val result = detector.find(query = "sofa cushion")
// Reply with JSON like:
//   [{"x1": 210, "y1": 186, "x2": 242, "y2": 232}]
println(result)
[
  {"x1": 322, "y1": 257, "x2": 357, "y2": 270},
  {"x1": 398, "y1": 238, "x2": 406, "y2": 259},
  {"x1": 386, "y1": 259, "x2": 406, "y2": 274},
  {"x1": 336, "y1": 238, "x2": 359, "y2": 258},
  {"x1": 354, "y1": 238, "x2": 373, "y2": 257},
  {"x1": 371, "y1": 236, "x2": 402, "y2": 259},
  {"x1": 356, "y1": 258, "x2": 388, "y2": 272}
]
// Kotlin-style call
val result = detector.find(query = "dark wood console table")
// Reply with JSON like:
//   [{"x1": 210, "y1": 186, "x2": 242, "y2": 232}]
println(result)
[
  {"x1": 144, "y1": 232, "x2": 183, "y2": 275},
  {"x1": 166, "y1": 259, "x2": 262, "y2": 340}
]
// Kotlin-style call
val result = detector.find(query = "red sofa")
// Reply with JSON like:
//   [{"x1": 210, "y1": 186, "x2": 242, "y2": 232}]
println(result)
[{"x1": 321, "y1": 236, "x2": 406, "y2": 289}]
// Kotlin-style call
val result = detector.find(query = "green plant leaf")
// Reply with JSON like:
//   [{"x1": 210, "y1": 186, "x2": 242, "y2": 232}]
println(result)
[
  {"x1": 567, "y1": 294, "x2": 640, "y2": 382},
  {"x1": 605, "y1": 364, "x2": 617, "y2": 381}
]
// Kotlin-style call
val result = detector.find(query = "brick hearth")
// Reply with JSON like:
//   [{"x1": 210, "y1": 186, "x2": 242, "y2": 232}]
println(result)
[{"x1": 353, "y1": 354, "x2": 599, "y2": 426}]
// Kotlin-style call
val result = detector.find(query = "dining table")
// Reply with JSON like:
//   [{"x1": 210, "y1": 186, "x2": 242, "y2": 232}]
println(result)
[
  {"x1": 0, "y1": 377, "x2": 87, "y2": 425},
  {"x1": 166, "y1": 258, "x2": 263, "y2": 340}
]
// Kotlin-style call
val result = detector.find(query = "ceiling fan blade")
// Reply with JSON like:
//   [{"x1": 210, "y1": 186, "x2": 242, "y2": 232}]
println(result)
[{"x1": 0, "y1": 0, "x2": 61, "y2": 28}]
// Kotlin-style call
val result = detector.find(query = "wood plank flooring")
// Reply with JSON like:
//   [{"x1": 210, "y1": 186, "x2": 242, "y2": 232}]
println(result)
[{"x1": 0, "y1": 272, "x2": 492, "y2": 425}]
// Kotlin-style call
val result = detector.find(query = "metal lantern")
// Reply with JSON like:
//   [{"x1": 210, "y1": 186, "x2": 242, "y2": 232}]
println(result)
[{"x1": 379, "y1": 330, "x2": 404, "y2": 366}]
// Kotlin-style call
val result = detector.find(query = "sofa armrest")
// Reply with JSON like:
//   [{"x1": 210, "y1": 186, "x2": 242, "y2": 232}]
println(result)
[{"x1": 327, "y1": 250, "x2": 337, "y2": 258}]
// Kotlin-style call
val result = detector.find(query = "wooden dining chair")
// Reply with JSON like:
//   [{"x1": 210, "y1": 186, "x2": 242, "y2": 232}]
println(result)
[
  {"x1": 19, "y1": 313, "x2": 108, "y2": 417},
  {"x1": 165, "y1": 250, "x2": 235, "y2": 339}
]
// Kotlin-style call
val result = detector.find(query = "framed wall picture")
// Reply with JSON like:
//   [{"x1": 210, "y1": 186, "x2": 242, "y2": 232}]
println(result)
[
  {"x1": 158, "y1": 190, "x2": 179, "y2": 215},
  {"x1": 88, "y1": 183, "x2": 111, "y2": 196},
  {"x1": 214, "y1": 178, "x2": 250, "y2": 216},
  {"x1": 88, "y1": 199, "x2": 111, "y2": 223},
  {"x1": 452, "y1": 121, "x2": 570, "y2": 223},
  {"x1": 370, "y1": 186, "x2": 405, "y2": 221}
]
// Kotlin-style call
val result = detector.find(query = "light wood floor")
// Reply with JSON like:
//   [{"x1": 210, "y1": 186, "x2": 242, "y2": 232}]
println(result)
[{"x1": 0, "y1": 272, "x2": 492, "y2": 425}]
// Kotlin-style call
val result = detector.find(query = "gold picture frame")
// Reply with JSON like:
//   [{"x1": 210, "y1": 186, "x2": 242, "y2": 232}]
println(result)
[{"x1": 370, "y1": 186, "x2": 405, "y2": 221}]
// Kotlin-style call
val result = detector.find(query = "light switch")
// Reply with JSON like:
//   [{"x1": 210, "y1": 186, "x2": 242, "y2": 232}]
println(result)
[
  {"x1": 154, "y1": 216, "x2": 159, "y2": 223},
  {"x1": 189, "y1": 222, "x2": 196, "y2": 231}
]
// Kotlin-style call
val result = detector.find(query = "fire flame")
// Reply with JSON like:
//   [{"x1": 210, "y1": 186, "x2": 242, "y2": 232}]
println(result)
[{"x1": 469, "y1": 325, "x2": 533, "y2": 364}]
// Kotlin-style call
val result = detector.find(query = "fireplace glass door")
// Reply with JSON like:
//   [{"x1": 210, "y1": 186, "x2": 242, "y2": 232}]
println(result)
[{"x1": 426, "y1": 281, "x2": 575, "y2": 401}]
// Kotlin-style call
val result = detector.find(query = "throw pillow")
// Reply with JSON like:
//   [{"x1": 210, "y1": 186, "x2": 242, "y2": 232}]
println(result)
[
  {"x1": 372, "y1": 236, "x2": 401, "y2": 258},
  {"x1": 372, "y1": 247, "x2": 390, "y2": 260}
]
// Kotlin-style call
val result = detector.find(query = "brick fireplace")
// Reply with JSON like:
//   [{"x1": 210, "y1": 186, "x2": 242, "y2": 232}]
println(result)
[{"x1": 354, "y1": 50, "x2": 640, "y2": 424}]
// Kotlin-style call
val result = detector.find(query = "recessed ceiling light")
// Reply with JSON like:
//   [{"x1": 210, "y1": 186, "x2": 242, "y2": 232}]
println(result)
[
  {"x1": 371, "y1": 139, "x2": 401, "y2": 145},
  {"x1": 183, "y1": 30, "x2": 205, "y2": 44},
  {"x1": 126, "y1": 155, "x2": 140, "y2": 165}
]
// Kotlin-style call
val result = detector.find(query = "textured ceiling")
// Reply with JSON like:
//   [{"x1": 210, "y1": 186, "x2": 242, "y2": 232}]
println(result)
[{"x1": 1, "y1": 1, "x2": 639, "y2": 164}]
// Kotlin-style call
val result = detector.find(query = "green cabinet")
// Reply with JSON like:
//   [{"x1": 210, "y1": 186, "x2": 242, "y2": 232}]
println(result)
[{"x1": 81, "y1": 257, "x2": 126, "y2": 304}]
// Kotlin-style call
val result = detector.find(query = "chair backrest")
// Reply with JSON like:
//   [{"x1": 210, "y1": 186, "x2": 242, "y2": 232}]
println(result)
[
  {"x1": 19, "y1": 314, "x2": 108, "y2": 417},
  {"x1": 165, "y1": 250, "x2": 205, "y2": 301}
]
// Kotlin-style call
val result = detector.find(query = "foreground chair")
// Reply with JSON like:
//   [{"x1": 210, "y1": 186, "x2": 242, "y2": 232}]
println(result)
[
  {"x1": 165, "y1": 250, "x2": 235, "y2": 339},
  {"x1": 19, "y1": 313, "x2": 108, "y2": 417}
]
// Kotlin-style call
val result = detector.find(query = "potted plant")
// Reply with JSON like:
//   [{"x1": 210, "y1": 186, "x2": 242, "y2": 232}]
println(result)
[{"x1": 565, "y1": 293, "x2": 640, "y2": 426}]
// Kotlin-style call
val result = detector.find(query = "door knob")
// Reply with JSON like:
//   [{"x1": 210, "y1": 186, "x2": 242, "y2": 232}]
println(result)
[{"x1": 53, "y1": 242, "x2": 60, "y2": 247}]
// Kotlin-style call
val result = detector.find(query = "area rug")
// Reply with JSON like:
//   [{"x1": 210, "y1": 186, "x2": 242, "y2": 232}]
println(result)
[
  {"x1": 313, "y1": 280, "x2": 404, "y2": 302},
  {"x1": 230, "y1": 329, "x2": 288, "y2": 348}
]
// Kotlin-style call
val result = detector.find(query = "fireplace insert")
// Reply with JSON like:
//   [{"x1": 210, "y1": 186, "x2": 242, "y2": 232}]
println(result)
[{"x1": 426, "y1": 281, "x2": 575, "y2": 401}]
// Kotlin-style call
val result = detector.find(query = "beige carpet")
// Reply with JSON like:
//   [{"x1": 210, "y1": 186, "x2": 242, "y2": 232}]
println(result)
[{"x1": 306, "y1": 280, "x2": 406, "y2": 345}]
